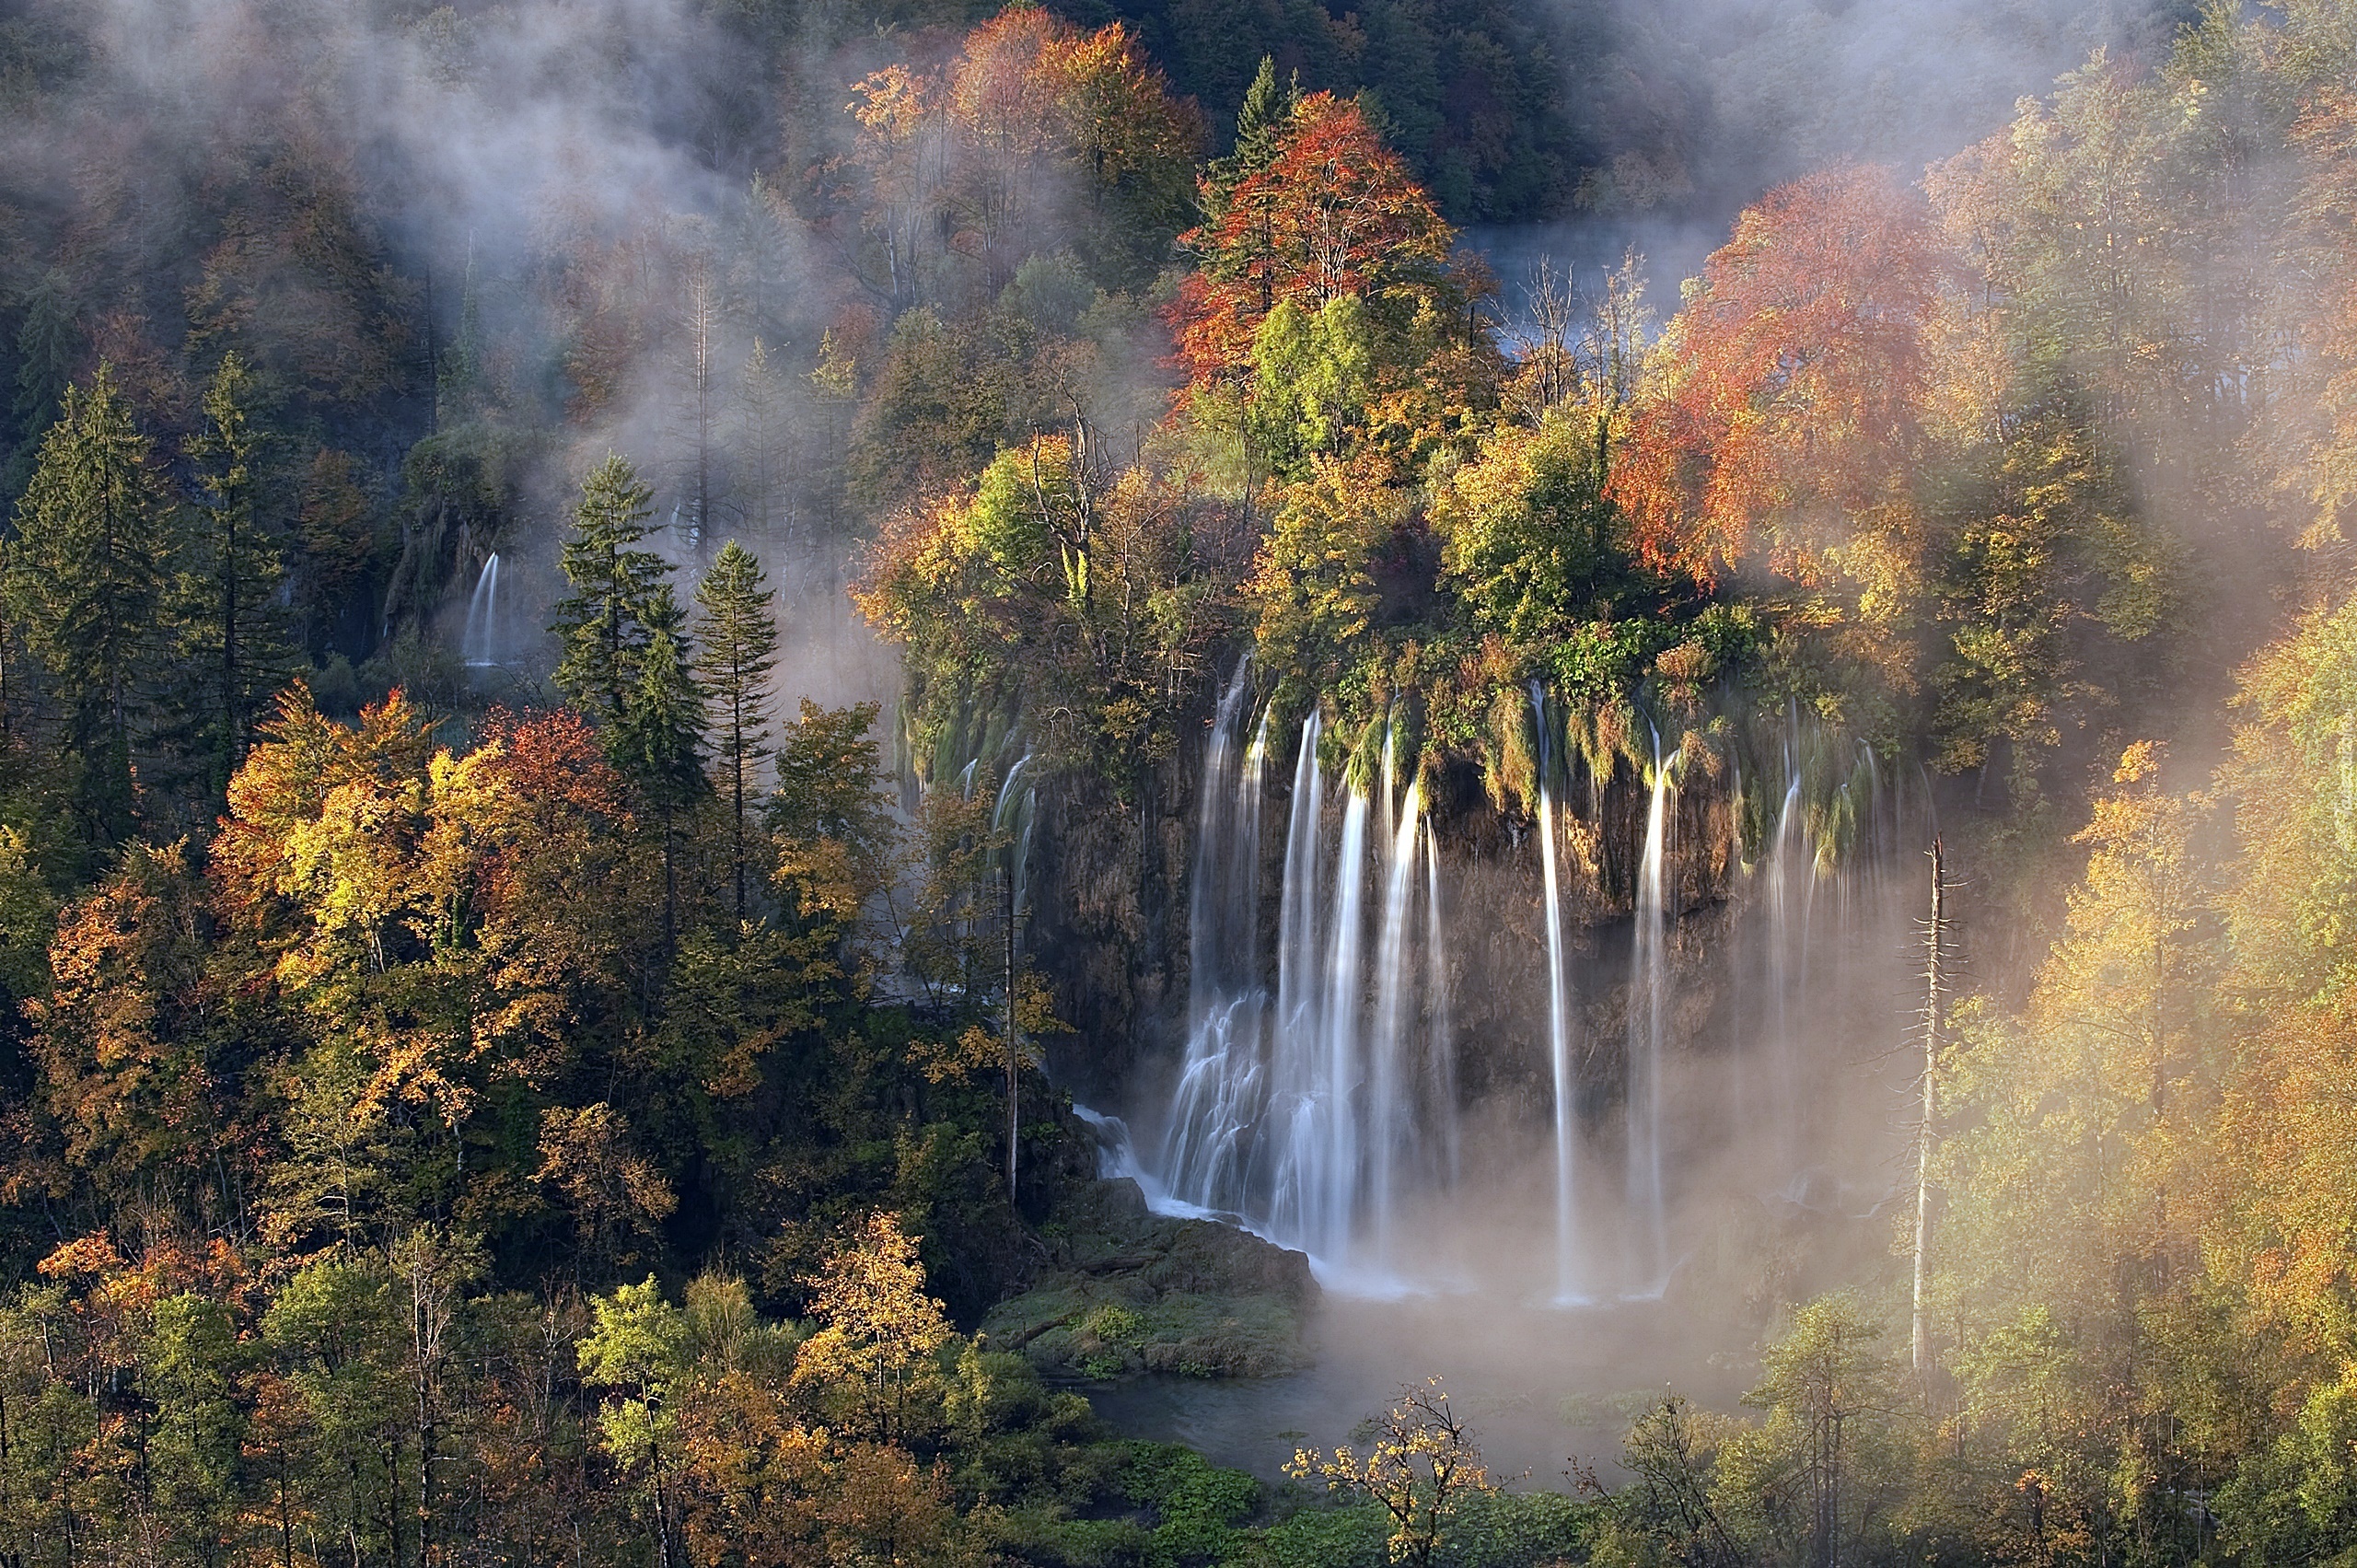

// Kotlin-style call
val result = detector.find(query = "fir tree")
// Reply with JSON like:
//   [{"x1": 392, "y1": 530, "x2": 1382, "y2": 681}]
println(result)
[
  {"x1": 617, "y1": 586, "x2": 708, "y2": 950},
  {"x1": 6, "y1": 269, "x2": 74, "y2": 495},
  {"x1": 552, "y1": 454, "x2": 671, "y2": 730},
  {"x1": 181, "y1": 352, "x2": 293, "y2": 784},
  {"x1": 5, "y1": 364, "x2": 173, "y2": 844},
  {"x1": 1200, "y1": 55, "x2": 1299, "y2": 226},
  {"x1": 694, "y1": 540, "x2": 779, "y2": 920}
]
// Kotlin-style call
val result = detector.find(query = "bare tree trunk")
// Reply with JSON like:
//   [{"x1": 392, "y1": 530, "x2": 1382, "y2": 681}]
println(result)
[
  {"x1": 1004, "y1": 865, "x2": 1019, "y2": 1201},
  {"x1": 1912, "y1": 836, "x2": 1945, "y2": 1377}
]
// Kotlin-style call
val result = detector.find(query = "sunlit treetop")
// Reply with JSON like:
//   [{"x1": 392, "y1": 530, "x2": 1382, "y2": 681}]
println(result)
[{"x1": 1170, "y1": 92, "x2": 1469, "y2": 386}]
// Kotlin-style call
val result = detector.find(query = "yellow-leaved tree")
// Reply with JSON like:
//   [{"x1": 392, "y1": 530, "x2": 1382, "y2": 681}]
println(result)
[
  {"x1": 1289, "y1": 1377, "x2": 1496, "y2": 1568},
  {"x1": 791, "y1": 1212, "x2": 952, "y2": 1445}
]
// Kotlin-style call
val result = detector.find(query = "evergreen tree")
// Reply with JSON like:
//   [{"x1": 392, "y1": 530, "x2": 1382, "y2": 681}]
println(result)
[
  {"x1": 552, "y1": 454, "x2": 670, "y2": 729},
  {"x1": 694, "y1": 540, "x2": 779, "y2": 920},
  {"x1": 181, "y1": 351, "x2": 294, "y2": 784},
  {"x1": 1200, "y1": 55, "x2": 1299, "y2": 225},
  {"x1": 4, "y1": 364, "x2": 173, "y2": 844},
  {"x1": 616, "y1": 587, "x2": 708, "y2": 950},
  {"x1": 6, "y1": 270, "x2": 74, "y2": 496}
]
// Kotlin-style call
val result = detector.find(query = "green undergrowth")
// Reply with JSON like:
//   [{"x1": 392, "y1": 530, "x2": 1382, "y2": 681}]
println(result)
[{"x1": 994, "y1": 1441, "x2": 1597, "y2": 1568}]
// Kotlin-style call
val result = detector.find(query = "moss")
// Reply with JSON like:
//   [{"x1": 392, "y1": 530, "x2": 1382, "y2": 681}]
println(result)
[{"x1": 984, "y1": 1178, "x2": 1318, "y2": 1382}]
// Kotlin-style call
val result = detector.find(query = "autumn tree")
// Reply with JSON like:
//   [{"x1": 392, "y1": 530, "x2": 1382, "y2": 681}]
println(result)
[
  {"x1": 29, "y1": 842, "x2": 223, "y2": 1225},
  {"x1": 1171, "y1": 93, "x2": 1468, "y2": 386},
  {"x1": 791, "y1": 1211, "x2": 951, "y2": 1445},
  {"x1": 1612, "y1": 166, "x2": 1948, "y2": 602},
  {"x1": 1289, "y1": 1377, "x2": 1498, "y2": 1568}
]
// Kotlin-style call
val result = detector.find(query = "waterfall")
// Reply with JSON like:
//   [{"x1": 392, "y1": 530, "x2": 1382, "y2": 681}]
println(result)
[
  {"x1": 1161, "y1": 666, "x2": 1265, "y2": 1211},
  {"x1": 461, "y1": 552, "x2": 501, "y2": 667},
  {"x1": 1533, "y1": 685, "x2": 1579, "y2": 1299},
  {"x1": 1767, "y1": 772, "x2": 1804, "y2": 1172},
  {"x1": 1310, "y1": 786, "x2": 1370, "y2": 1260},
  {"x1": 1142, "y1": 686, "x2": 1920, "y2": 1298},
  {"x1": 993, "y1": 753, "x2": 1038, "y2": 955},
  {"x1": 1369, "y1": 778, "x2": 1422, "y2": 1264},
  {"x1": 1627, "y1": 737, "x2": 1676, "y2": 1281},
  {"x1": 1423, "y1": 830, "x2": 1457, "y2": 1190}
]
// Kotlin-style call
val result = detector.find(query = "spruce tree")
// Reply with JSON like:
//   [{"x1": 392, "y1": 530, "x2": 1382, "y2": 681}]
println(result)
[
  {"x1": 693, "y1": 540, "x2": 779, "y2": 920},
  {"x1": 1201, "y1": 56, "x2": 1300, "y2": 225},
  {"x1": 182, "y1": 352, "x2": 293, "y2": 783},
  {"x1": 552, "y1": 454, "x2": 670, "y2": 729},
  {"x1": 616, "y1": 586, "x2": 708, "y2": 948},
  {"x1": 6, "y1": 269, "x2": 74, "y2": 495},
  {"x1": 5, "y1": 363, "x2": 172, "y2": 843}
]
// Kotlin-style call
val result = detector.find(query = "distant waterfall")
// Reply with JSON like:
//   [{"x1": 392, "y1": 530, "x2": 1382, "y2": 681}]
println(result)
[{"x1": 461, "y1": 552, "x2": 502, "y2": 668}]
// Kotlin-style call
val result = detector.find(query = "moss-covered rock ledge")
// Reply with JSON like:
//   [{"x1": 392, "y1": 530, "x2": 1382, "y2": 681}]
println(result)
[{"x1": 985, "y1": 1179, "x2": 1318, "y2": 1379}]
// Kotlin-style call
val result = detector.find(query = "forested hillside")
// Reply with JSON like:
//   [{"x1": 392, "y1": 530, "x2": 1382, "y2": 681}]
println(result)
[{"x1": 6, "y1": 0, "x2": 2357, "y2": 1564}]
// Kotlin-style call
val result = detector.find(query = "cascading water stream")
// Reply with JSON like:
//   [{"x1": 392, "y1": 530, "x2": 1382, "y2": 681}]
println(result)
[
  {"x1": 1308, "y1": 786, "x2": 1370, "y2": 1260},
  {"x1": 1627, "y1": 736, "x2": 1676, "y2": 1282},
  {"x1": 1369, "y1": 778, "x2": 1422, "y2": 1265},
  {"x1": 1162, "y1": 666, "x2": 1264, "y2": 1210},
  {"x1": 1532, "y1": 683, "x2": 1579, "y2": 1299},
  {"x1": 461, "y1": 552, "x2": 502, "y2": 667},
  {"x1": 1423, "y1": 830, "x2": 1457, "y2": 1190}
]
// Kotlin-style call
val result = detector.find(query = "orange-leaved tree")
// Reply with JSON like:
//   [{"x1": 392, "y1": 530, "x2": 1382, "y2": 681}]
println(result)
[
  {"x1": 1612, "y1": 165, "x2": 1952, "y2": 594},
  {"x1": 1170, "y1": 92, "x2": 1464, "y2": 386}
]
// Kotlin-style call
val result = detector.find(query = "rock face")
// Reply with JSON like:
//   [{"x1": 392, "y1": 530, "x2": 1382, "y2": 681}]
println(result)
[{"x1": 982, "y1": 1179, "x2": 1318, "y2": 1380}]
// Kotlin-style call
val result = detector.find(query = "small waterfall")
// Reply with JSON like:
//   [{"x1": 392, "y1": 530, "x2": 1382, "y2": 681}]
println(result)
[
  {"x1": 1533, "y1": 684, "x2": 1579, "y2": 1299},
  {"x1": 461, "y1": 552, "x2": 502, "y2": 667},
  {"x1": 1627, "y1": 736, "x2": 1676, "y2": 1281},
  {"x1": 1309, "y1": 785, "x2": 1370, "y2": 1260},
  {"x1": 993, "y1": 752, "x2": 1038, "y2": 953},
  {"x1": 1267, "y1": 711, "x2": 1323, "y2": 1220},
  {"x1": 1369, "y1": 778, "x2": 1422, "y2": 1264},
  {"x1": 1767, "y1": 772, "x2": 1805, "y2": 1171},
  {"x1": 1423, "y1": 830, "x2": 1457, "y2": 1190}
]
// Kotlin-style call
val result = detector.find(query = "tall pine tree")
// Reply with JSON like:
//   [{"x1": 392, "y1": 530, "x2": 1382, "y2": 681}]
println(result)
[
  {"x1": 5, "y1": 364, "x2": 173, "y2": 844},
  {"x1": 552, "y1": 454, "x2": 670, "y2": 729},
  {"x1": 617, "y1": 586, "x2": 708, "y2": 949},
  {"x1": 1200, "y1": 55, "x2": 1299, "y2": 226},
  {"x1": 693, "y1": 540, "x2": 779, "y2": 920},
  {"x1": 181, "y1": 352, "x2": 294, "y2": 784}
]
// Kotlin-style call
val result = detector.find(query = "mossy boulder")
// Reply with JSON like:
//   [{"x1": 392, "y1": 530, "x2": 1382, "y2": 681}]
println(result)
[{"x1": 987, "y1": 1178, "x2": 1318, "y2": 1380}]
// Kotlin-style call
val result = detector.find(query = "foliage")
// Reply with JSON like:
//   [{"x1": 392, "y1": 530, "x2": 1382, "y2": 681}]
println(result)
[{"x1": 1289, "y1": 1377, "x2": 1499, "y2": 1568}]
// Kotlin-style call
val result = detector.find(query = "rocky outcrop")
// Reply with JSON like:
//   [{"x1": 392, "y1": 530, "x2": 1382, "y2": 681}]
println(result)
[{"x1": 982, "y1": 1178, "x2": 1318, "y2": 1380}]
